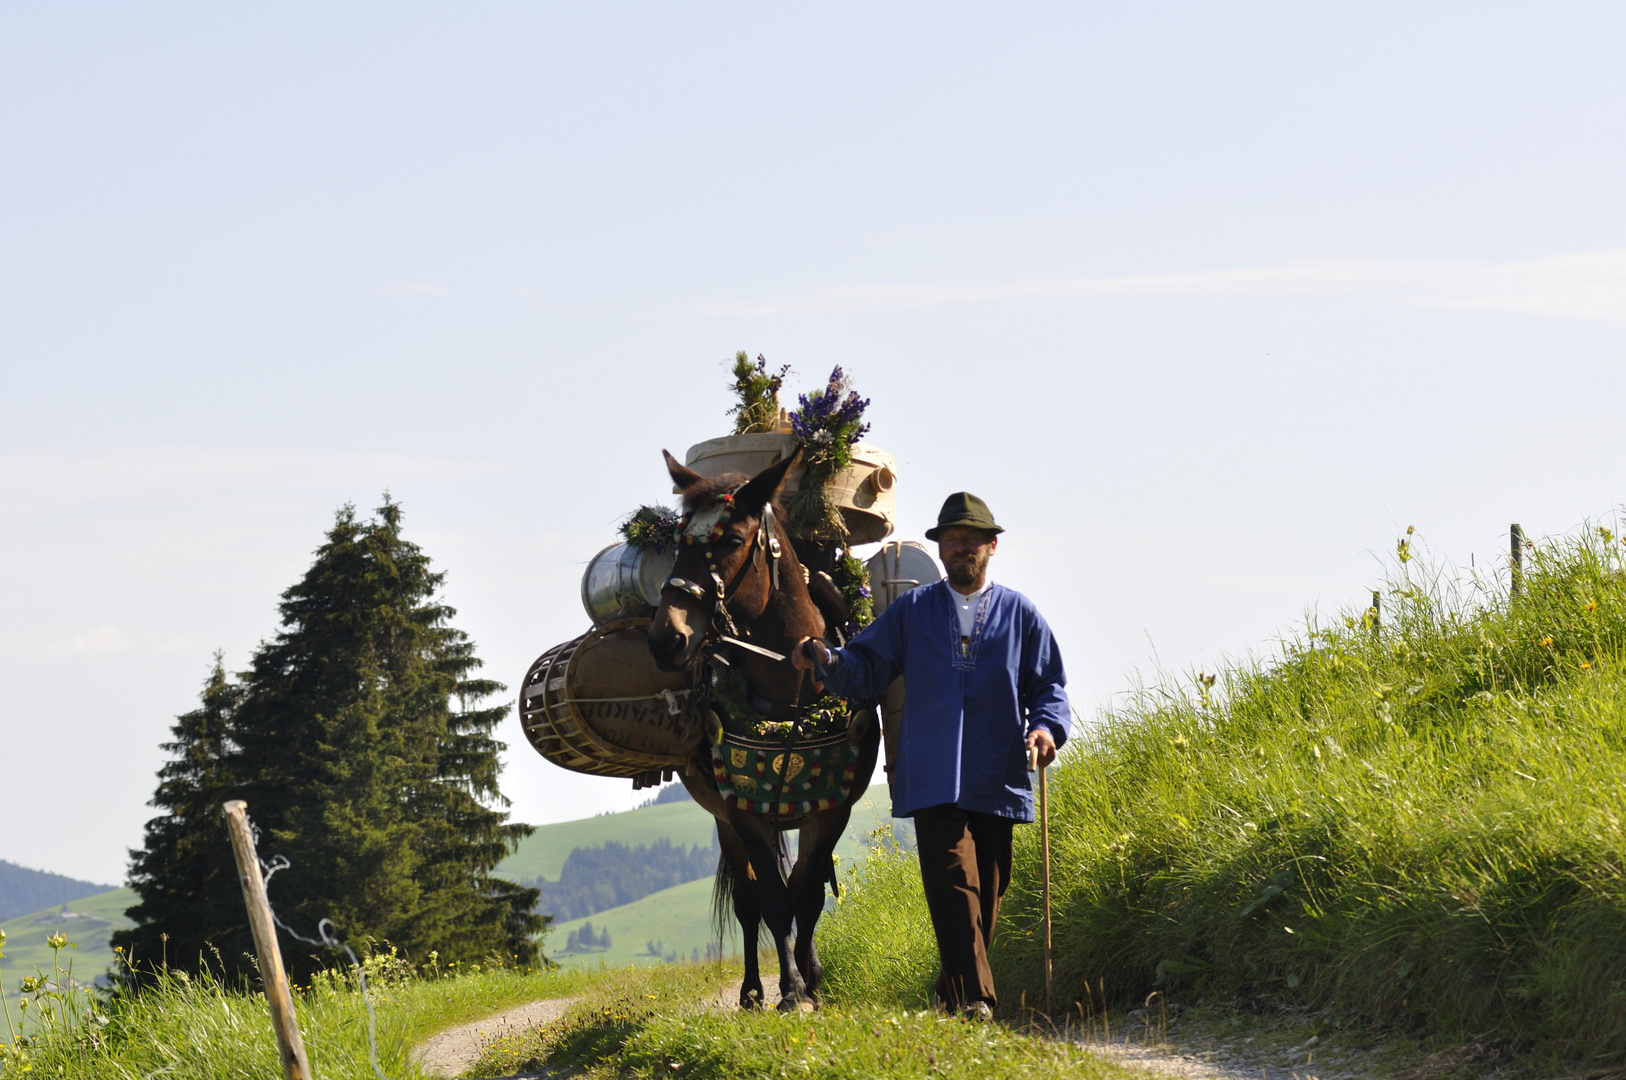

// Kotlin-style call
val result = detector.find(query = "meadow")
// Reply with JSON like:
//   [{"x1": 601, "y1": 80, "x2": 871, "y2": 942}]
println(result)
[
  {"x1": 820, "y1": 526, "x2": 1626, "y2": 1065},
  {"x1": 0, "y1": 940, "x2": 589, "y2": 1079},
  {"x1": 467, "y1": 962, "x2": 1133, "y2": 1080},
  {"x1": 0, "y1": 887, "x2": 133, "y2": 1026},
  {"x1": 497, "y1": 801, "x2": 718, "y2": 883},
  {"x1": 14, "y1": 528, "x2": 1625, "y2": 1077},
  {"x1": 1, "y1": 940, "x2": 1133, "y2": 1080}
]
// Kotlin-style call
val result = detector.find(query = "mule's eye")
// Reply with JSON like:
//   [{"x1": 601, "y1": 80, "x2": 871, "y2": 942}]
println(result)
[{"x1": 722, "y1": 534, "x2": 746, "y2": 549}]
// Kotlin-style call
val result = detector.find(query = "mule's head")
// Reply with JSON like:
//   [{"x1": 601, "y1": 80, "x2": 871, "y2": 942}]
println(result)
[{"x1": 647, "y1": 447, "x2": 801, "y2": 672}]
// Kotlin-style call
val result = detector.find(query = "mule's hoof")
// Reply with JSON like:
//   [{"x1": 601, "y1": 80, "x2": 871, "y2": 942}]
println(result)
[
  {"x1": 740, "y1": 988, "x2": 763, "y2": 1010},
  {"x1": 777, "y1": 996, "x2": 816, "y2": 1014}
]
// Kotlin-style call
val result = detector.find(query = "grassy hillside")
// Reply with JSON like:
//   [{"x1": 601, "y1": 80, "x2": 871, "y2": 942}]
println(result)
[
  {"x1": 2, "y1": 886, "x2": 134, "y2": 1029},
  {"x1": 3, "y1": 959, "x2": 582, "y2": 1078},
  {"x1": 472, "y1": 963, "x2": 1132, "y2": 1080},
  {"x1": 499, "y1": 800, "x2": 717, "y2": 882},
  {"x1": 0, "y1": 861, "x2": 113, "y2": 923},
  {"x1": 822, "y1": 527, "x2": 1626, "y2": 1063},
  {"x1": 7, "y1": 957, "x2": 1125, "y2": 1080},
  {"x1": 540, "y1": 786, "x2": 911, "y2": 967},
  {"x1": 1, "y1": 887, "x2": 133, "y2": 983},
  {"x1": 549, "y1": 876, "x2": 720, "y2": 968}
]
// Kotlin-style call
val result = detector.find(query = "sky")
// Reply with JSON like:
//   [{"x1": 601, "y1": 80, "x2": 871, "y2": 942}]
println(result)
[{"x1": 3, "y1": 3, "x2": 1624, "y2": 884}]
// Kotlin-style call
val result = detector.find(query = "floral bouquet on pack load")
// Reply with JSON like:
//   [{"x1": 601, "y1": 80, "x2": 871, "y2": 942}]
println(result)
[
  {"x1": 790, "y1": 366, "x2": 869, "y2": 476},
  {"x1": 787, "y1": 366, "x2": 870, "y2": 542},
  {"x1": 729, "y1": 352, "x2": 791, "y2": 436}
]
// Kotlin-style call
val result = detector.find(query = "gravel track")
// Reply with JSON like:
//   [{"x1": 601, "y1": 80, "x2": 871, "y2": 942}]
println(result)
[
  {"x1": 415, "y1": 989, "x2": 1378, "y2": 1080},
  {"x1": 412, "y1": 997, "x2": 578, "y2": 1078}
]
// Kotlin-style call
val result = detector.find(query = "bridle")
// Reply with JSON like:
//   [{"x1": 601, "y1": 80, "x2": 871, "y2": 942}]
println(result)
[
  {"x1": 660, "y1": 491, "x2": 786, "y2": 647},
  {"x1": 663, "y1": 491, "x2": 821, "y2": 833}
]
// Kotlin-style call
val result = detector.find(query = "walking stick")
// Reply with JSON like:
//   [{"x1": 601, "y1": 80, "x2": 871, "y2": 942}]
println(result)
[{"x1": 1029, "y1": 746, "x2": 1053, "y2": 1015}]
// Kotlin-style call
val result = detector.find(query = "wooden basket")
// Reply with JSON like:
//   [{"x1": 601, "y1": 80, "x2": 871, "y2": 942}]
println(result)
[
  {"x1": 519, "y1": 619, "x2": 702, "y2": 788},
  {"x1": 683, "y1": 433, "x2": 897, "y2": 544}
]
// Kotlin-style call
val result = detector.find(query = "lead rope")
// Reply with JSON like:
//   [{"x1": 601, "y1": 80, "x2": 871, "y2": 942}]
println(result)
[{"x1": 767, "y1": 666, "x2": 810, "y2": 883}]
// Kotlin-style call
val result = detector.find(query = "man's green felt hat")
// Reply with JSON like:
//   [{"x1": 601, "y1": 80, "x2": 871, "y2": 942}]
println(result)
[{"x1": 925, "y1": 492, "x2": 1004, "y2": 541}]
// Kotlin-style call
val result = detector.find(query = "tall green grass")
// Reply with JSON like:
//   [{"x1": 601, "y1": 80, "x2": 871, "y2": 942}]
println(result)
[
  {"x1": 821, "y1": 527, "x2": 1626, "y2": 1061},
  {"x1": 469, "y1": 961, "x2": 1136, "y2": 1080},
  {"x1": 818, "y1": 828, "x2": 936, "y2": 1008},
  {"x1": 0, "y1": 943, "x2": 583, "y2": 1078}
]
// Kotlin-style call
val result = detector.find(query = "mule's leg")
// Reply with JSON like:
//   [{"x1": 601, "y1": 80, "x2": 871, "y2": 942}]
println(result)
[
  {"x1": 716, "y1": 821, "x2": 765, "y2": 1009},
  {"x1": 788, "y1": 805, "x2": 856, "y2": 1001},
  {"x1": 793, "y1": 716, "x2": 882, "y2": 1000},
  {"x1": 728, "y1": 809, "x2": 810, "y2": 1011}
]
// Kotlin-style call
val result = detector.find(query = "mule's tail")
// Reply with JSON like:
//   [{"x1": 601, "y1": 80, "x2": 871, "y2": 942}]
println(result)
[{"x1": 710, "y1": 848, "x2": 736, "y2": 947}]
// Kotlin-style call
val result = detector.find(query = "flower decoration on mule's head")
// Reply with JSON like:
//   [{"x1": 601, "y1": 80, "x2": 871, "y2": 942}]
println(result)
[
  {"x1": 621, "y1": 505, "x2": 683, "y2": 552},
  {"x1": 680, "y1": 492, "x2": 737, "y2": 546}
]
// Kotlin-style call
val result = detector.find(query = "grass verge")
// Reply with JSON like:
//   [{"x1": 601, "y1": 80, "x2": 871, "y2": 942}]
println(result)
[
  {"x1": 820, "y1": 525, "x2": 1626, "y2": 1067},
  {"x1": 467, "y1": 961, "x2": 1141, "y2": 1080},
  {"x1": 0, "y1": 946, "x2": 587, "y2": 1078}
]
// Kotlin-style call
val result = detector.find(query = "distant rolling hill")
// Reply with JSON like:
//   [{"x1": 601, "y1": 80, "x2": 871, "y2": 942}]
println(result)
[
  {"x1": 549, "y1": 876, "x2": 721, "y2": 967},
  {"x1": 498, "y1": 798, "x2": 718, "y2": 883},
  {"x1": 1, "y1": 886, "x2": 135, "y2": 1024},
  {"x1": 0, "y1": 861, "x2": 114, "y2": 922},
  {"x1": 524, "y1": 785, "x2": 914, "y2": 968},
  {"x1": 498, "y1": 783, "x2": 912, "y2": 887}
]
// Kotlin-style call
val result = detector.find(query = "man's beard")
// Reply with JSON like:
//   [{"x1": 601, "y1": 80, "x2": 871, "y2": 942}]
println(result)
[{"x1": 947, "y1": 548, "x2": 990, "y2": 589}]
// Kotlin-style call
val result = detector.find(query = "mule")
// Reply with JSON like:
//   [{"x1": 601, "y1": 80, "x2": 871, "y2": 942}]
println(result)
[{"x1": 649, "y1": 448, "x2": 881, "y2": 1011}]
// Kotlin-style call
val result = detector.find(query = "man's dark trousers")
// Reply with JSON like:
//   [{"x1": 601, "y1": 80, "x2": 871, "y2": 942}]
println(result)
[{"x1": 914, "y1": 803, "x2": 1014, "y2": 1008}]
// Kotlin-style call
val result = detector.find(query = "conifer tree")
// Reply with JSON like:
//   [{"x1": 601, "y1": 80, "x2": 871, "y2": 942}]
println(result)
[
  {"x1": 118, "y1": 499, "x2": 542, "y2": 982},
  {"x1": 113, "y1": 655, "x2": 250, "y2": 972}
]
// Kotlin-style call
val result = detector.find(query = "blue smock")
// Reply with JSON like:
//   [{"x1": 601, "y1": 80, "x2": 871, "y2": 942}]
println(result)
[{"x1": 819, "y1": 580, "x2": 1070, "y2": 822}]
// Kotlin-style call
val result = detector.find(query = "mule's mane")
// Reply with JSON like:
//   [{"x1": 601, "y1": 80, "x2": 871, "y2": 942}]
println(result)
[{"x1": 679, "y1": 471, "x2": 748, "y2": 511}]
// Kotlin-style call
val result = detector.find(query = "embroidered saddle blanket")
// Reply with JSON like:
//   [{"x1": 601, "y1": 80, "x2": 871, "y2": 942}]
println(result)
[{"x1": 711, "y1": 726, "x2": 862, "y2": 815}]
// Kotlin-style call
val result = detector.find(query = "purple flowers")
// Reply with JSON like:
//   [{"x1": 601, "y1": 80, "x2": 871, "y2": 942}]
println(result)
[{"x1": 790, "y1": 367, "x2": 870, "y2": 461}]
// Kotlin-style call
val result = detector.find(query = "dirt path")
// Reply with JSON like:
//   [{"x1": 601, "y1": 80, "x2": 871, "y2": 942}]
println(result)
[
  {"x1": 1082, "y1": 1037, "x2": 1338, "y2": 1080},
  {"x1": 415, "y1": 986, "x2": 1380, "y2": 1080},
  {"x1": 412, "y1": 997, "x2": 578, "y2": 1078},
  {"x1": 1057, "y1": 1012, "x2": 1401, "y2": 1080}
]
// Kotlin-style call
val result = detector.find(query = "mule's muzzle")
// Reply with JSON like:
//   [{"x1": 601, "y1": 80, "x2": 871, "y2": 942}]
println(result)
[
  {"x1": 648, "y1": 599, "x2": 704, "y2": 672},
  {"x1": 648, "y1": 626, "x2": 699, "y2": 672}
]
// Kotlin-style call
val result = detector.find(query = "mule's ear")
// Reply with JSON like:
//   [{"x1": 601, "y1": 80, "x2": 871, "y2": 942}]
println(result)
[
  {"x1": 664, "y1": 449, "x2": 704, "y2": 492},
  {"x1": 735, "y1": 446, "x2": 803, "y2": 512}
]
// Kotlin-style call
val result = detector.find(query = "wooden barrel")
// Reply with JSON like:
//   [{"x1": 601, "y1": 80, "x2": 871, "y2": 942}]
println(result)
[
  {"x1": 519, "y1": 619, "x2": 702, "y2": 787},
  {"x1": 683, "y1": 433, "x2": 898, "y2": 544}
]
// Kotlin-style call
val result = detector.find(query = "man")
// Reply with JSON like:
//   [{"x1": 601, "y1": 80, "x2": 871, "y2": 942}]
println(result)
[{"x1": 792, "y1": 492, "x2": 1069, "y2": 1019}]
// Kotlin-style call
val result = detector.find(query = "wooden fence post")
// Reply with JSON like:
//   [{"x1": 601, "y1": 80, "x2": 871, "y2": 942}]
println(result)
[
  {"x1": 1510, "y1": 524, "x2": 1524, "y2": 598},
  {"x1": 223, "y1": 800, "x2": 312, "y2": 1080}
]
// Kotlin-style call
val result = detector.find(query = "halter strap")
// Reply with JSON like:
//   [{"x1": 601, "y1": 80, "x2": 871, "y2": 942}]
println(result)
[{"x1": 661, "y1": 496, "x2": 786, "y2": 648}]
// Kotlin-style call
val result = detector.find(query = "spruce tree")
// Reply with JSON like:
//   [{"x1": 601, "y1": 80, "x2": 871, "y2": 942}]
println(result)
[
  {"x1": 118, "y1": 499, "x2": 542, "y2": 982},
  {"x1": 113, "y1": 655, "x2": 250, "y2": 973}
]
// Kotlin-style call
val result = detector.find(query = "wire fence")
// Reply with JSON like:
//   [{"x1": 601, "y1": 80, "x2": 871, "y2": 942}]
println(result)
[{"x1": 248, "y1": 815, "x2": 393, "y2": 1080}]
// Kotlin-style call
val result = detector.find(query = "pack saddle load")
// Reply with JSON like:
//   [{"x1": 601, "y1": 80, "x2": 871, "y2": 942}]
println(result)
[{"x1": 519, "y1": 425, "x2": 924, "y2": 792}]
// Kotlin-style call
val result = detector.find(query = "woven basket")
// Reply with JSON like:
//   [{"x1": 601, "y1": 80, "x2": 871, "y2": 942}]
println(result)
[{"x1": 519, "y1": 619, "x2": 702, "y2": 787}]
